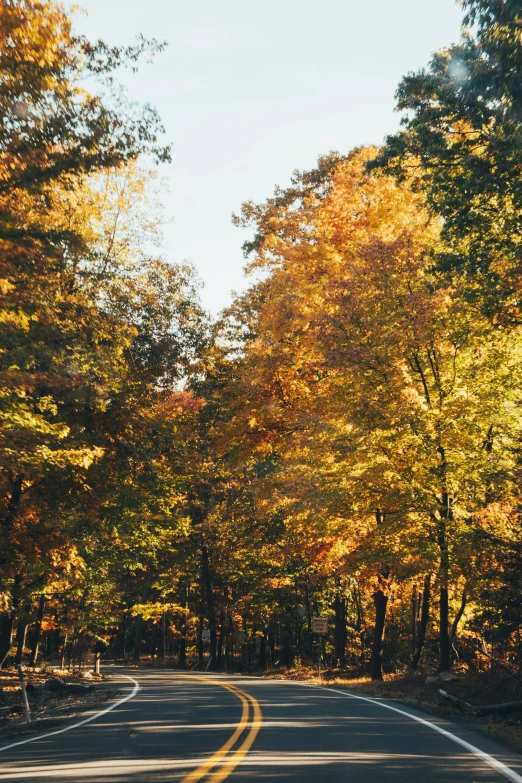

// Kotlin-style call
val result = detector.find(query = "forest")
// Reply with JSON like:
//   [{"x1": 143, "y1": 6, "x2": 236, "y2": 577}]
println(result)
[{"x1": 1, "y1": 0, "x2": 522, "y2": 684}]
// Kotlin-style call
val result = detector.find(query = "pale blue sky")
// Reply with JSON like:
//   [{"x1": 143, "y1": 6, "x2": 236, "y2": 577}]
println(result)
[{"x1": 75, "y1": 0, "x2": 463, "y2": 314}]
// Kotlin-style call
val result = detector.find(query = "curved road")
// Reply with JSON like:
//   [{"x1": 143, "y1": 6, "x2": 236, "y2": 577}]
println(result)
[{"x1": 1, "y1": 667, "x2": 522, "y2": 782}]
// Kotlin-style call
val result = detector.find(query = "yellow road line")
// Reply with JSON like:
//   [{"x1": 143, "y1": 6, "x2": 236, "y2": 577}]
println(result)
[
  {"x1": 179, "y1": 677, "x2": 262, "y2": 783},
  {"x1": 207, "y1": 690, "x2": 262, "y2": 782}
]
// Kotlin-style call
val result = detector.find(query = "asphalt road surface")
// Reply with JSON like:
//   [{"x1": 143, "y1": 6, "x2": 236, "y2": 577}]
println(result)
[{"x1": 1, "y1": 667, "x2": 522, "y2": 782}]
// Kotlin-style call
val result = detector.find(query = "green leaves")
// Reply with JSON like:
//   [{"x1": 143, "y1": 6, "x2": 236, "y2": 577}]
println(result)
[
  {"x1": 0, "y1": 4, "x2": 207, "y2": 654},
  {"x1": 371, "y1": 0, "x2": 522, "y2": 318}
]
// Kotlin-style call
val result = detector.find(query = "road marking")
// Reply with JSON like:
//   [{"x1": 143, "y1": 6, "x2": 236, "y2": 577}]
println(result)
[
  {"x1": 179, "y1": 680, "x2": 249, "y2": 783},
  {"x1": 292, "y1": 681, "x2": 522, "y2": 783},
  {"x1": 179, "y1": 677, "x2": 262, "y2": 783},
  {"x1": 0, "y1": 674, "x2": 140, "y2": 753},
  {"x1": 207, "y1": 689, "x2": 262, "y2": 783}
]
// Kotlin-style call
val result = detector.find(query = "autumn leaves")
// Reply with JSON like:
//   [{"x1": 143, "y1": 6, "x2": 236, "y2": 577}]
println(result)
[
  {"x1": 223, "y1": 144, "x2": 522, "y2": 675},
  {"x1": 1, "y1": 0, "x2": 522, "y2": 678},
  {"x1": 0, "y1": 2, "x2": 205, "y2": 666}
]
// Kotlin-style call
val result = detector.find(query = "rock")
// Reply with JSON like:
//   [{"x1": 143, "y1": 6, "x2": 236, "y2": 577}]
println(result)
[
  {"x1": 425, "y1": 675, "x2": 441, "y2": 686},
  {"x1": 43, "y1": 676, "x2": 93, "y2": 694},
  {"x1": 82, "y1": 671, "x2": 94, "y2": 680},
  {"x1": 425, "y1": 671, "x2": 461, "y2": 686},
  {"x1": 44, "y1": 677, "x2": 66, "y2": 692},
  {"x1": 439, "y1": 671, "x2": 460, "y2": 682}
]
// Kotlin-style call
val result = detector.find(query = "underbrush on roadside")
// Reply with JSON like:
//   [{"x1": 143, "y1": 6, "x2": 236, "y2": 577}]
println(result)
[{"x1": 0, "y1": 667, "x2": 114, "y2": 737}]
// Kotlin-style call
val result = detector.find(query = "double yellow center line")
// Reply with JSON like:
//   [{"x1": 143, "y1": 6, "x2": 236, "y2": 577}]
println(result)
[{"x1": 180, "y1": 676, "x2": 262, "y2": 783}]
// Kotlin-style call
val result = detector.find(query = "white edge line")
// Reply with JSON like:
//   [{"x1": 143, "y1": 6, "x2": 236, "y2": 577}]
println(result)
[
  {"x1": 15, "y1": 667, "x2": 516, "y2": 783},
  {"x1": 285, "y1": 679, "x2": 522, "y2": 783},
  {"x1": 117, "y1": 668, "x2": 522, "y2": 782},
  {"x1": 0, "y1": 673, "x2": 140, "y2": 753}
]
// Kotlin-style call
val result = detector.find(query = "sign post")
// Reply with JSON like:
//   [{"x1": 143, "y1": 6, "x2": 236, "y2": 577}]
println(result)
[
  {"x1": 93, "y1": 641, "x2": 107, "y2": 674},
  {"x1": 311, "y1": 617, "x2": 328, "y2": 635},
  {"x1": 202, "y1": 629, "x2": 211, "y2": 643},
  {"x1": 17, "y1": 665, "x2": 31, "y2": 723},
  {"x1": 311, "y1": 617, "x2": 328, "y2": 678}
]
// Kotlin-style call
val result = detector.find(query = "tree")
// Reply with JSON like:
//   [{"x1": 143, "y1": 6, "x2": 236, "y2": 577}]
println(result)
[
  {"x1": 0, "y1": 1, "x2": 208, "y2": 666},
  {"x1": 371, "y1": 0, "x2": 522, "y2": 319},
  {"x1": 230, "y1": 146, "x2": 522, "y2": 675}
]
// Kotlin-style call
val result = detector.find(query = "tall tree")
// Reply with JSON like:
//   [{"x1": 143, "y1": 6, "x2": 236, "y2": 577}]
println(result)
[
  {"x1": 0, "y1": 1, "x2": 209, "y2": 666},
  {"x1": 371, "y1": 0, "x2": 522, "y2": 319},
  {"x1": 230, "y1": 146, "x2": 522, "y2": 674}
]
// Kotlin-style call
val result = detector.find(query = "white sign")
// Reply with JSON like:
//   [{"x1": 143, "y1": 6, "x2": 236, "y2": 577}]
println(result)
[
  {"x1": 201, "y1": 630, "x2": 211, "y2": 642},
  {"x1": 312, "y1": 617, "x2": 328, "y2": 634}
]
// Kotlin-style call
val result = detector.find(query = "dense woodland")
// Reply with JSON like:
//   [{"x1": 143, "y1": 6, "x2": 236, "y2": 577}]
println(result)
[{"x1": 1, "y1": 0, "x2": 522, "y2": 682}]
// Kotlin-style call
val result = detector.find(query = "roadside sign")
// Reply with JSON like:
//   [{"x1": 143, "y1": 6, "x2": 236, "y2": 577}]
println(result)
[
  {"x1": 202, "y1": 630, "x2": 211, "y2": 642},
  {"x1": 312, "y1": 617, "x2": 328, "y2": 634}
]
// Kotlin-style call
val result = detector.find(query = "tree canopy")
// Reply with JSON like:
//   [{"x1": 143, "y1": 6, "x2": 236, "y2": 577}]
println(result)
[{"x1": 1, "y1": 0, "x2": 522, "y2": 686}]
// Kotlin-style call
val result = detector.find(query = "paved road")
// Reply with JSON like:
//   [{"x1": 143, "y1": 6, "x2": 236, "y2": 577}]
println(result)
[{"x1": 1, "y1": 667, "x2": 522, "y2": 782}]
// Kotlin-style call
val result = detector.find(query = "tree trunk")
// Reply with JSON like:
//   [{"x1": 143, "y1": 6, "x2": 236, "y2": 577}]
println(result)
[
  {"x1": 60, "y1": 633, "x2": 68, "y2": 670},
  {"x1": 132, "y1": 588, "x2": 150, "y2": 661},
  {"x1": 352, "y1": 584, "x2": 365, "y2": 666},
  {"x1": 410, "y1": 586, "x2": 417, "y2": 657},
  {"x1": 178, "y1": 585, "x2": 188, "y2": 666},
  {"x1": 259, "y1": 630, "x2": 266, "y2": 669},
  {"x1": 224, "y1": 602, "x2": 234, "y2": 670},
  {"x1": 450, "y1": 587, "x2": 468, "y2": 642},
  {"x1": 224, "y1": 633, "x2": 232, "y2": 671},
  {"x1": 0, "y1": 474, "x2": 23, "y2": 572},
  {"x1": 113, "y1": 613, "x2": 127, "y2": 658},
  {"x1": 29, "y1": 595, "x2": 45, "y2": 666},
  {"x1": 438, "y1": 493, "x2": 452, "y2": 672},
  {"x1": 0, "y1": 614, "x2": 15, "y2": 669},
  {"x1": 149, "y1": 620, "x2": 159, "y2": 659},
  {"x1": 439, "y1": 585, "x2": 451, "y2": 672},
  {"x1": 411, "y1": 574, "x2": 431, "y2": 670},
  {"x1": 53, "y1": 627, "x2": 59, "y2": 656},
  {"x1": 14, "y1": 621, "x2": 28, "y2": 666},
  {"x1": 216, "y1": 630, "x2": 224, "y2": 669},
  {"x1": 0, "y1": 476, "x2": 24, "y2": 641},
  {"x1": 198, "y1": 616, "x2": 204, "y2": 665},
  {"x1": 280, "y1": 628, "x2": 292, "y2": 668},
  {"x1": 133, "y1": 615, "x2": 144, "y2": 660},
  {"x1": 268, "y1": 632, "x2": 275, "y2": 666},
  {"x1": 241, "y1": 615, "x2": 247, "y2": 665},
  {"x1": 201, "y1": 544, "x2": 217, "y2": 669},
  {"x1": 334, "y1": 593, "x2": 347, "y2": 666},
  {"x1": 369, "y1": 588, "x2": 388, "y2": 681},
  {"x1": 178, "y1": 633, "x2": 186, "y2": 665},
  {"x1": 436, "y1": 469, "x2": 453, "y2": 672},
  {"x1": 0, "y1": 574, "x2": 22, "y2": 668},
  {"x1": 304, "y1": 584, "x2": 313, "y2": 659},
  {"x1": 248, "y1": 630, "x2": 255, "y2": 668}
]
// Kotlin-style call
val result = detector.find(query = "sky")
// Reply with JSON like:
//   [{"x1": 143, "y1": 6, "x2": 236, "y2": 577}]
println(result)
[{"x1": 74, "y1": 0, "x2": 463, "y2": 315}]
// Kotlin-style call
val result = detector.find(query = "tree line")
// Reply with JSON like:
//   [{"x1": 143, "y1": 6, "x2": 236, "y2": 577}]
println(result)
[{"x1": 1, "y1": 0, "x2": 521, "y2": 681}]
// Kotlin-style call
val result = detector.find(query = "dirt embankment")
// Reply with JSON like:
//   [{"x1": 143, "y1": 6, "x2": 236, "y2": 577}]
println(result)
[{"x1": 0, "y1": 668, "x2": 118, "y2": 741}]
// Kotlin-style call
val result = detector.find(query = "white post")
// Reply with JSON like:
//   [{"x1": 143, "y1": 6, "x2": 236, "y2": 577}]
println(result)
[{"x1": 17, "y1": 665, "x2": 31, "y2": 723}]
